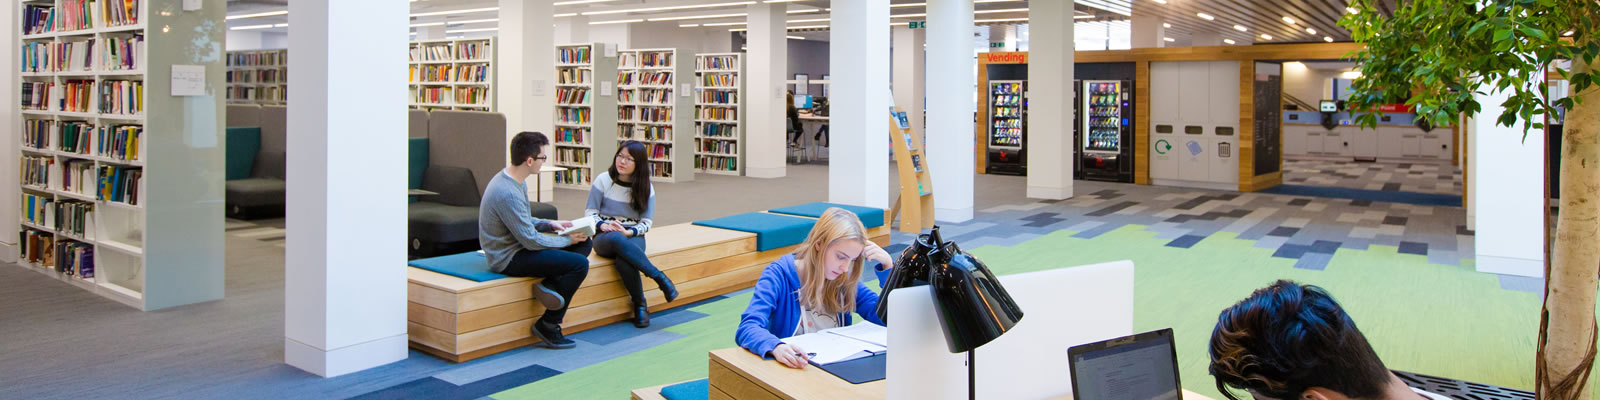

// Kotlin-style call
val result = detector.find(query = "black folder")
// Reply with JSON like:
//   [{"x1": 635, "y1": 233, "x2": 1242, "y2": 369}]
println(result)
[{"x1": 813, "y1": 352, "x2": 887, "y2": 384}]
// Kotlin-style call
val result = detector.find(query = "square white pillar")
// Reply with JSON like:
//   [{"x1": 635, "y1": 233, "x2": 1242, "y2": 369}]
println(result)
[
  {"x1": 498, "y1": 0, "x2": 556, "y2": 150},
  {"x1": 1472, "y1": 82, "x2": 1545, "y2": 277},
  {"x1": 893, "y1": 26, "x2": 926, "y2": 148},
  {"x1": 1026, "y1": 0, "x2": 1075, "y2": 200},
  {"x1": 829, "y1": 0, "x2": 892, "y2": 209},
  {"x1": 285, "y1": 0, "x2": 410, "y2": 377},
  {"x1": 0, "y1": 0, "x2": 16, "y2": 262},
  {"x1": 557, "y1": 15, "x2": 589, "y2": 44},
  {"x1": 747, "y1": 4, "x2": 789, "y2": 178},
  {"x1": 1131, "y1": 15, "x2": 1166, "y2": 48},
  {"x1": 927, "y1": 0, "x2": 977, "y2": 221}
]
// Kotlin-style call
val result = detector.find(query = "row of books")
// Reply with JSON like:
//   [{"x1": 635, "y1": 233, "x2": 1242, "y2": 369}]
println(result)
[
  {"x1": 698, "y1": 140, "x2": 738, "y2": 155},
  {"x1": 24, "y1": 36, "x2": 144, "y2": 73},
  {"x1": 701, "y1": 73, "x2": 737, "y2": 87},
  {"x1": 228, "y1": 86, "x2": 262, "y2": 100},
  {"x1": 697, "y1": 56, "x2": 738, "y2": 70},
  {"x1": 456, "y1": 41, "x2": 491, "y2": 60},
  {"x1": 22, "y1": 229, "x2": 54, "y2": 266},
  {"x1": 553, "y1": 168, "x2": 591, "y2": 186},
  {"x1": 619, "y1": 88, "x2": 672, "y2": 104},
  {"x1": 50, "y1": 40, "x2": 97, "y2": 72},
  {"x1": 695, "y1": 156, "x2": 738, "y2": 172},
  {"x1": 22, "y1": 156, "x2": 54, "y2": 186},
  {"x1": 57, "y1": 241, "x2": 95, "y2": 279},
  {"x1": 24, "y1": 5, "x2": 56, "y2": 35},
  {"x1": 556, "y1": 88, "x2": 591, "y2": 105},
  {"x1": 619, "y1": 106, "x2": 673, "y2": 123},
  {"x1": 455, "y1": 64, "x2": 490, "y2": 82},
  {"x1": 698, "y1": 122, "x2": 738, "y2": 138},
  {"x1": 64, "y1": 160, "x2": 95, "y2": 194},
  {"x1": 100, "y1": 80, "x2": 143, "y2": 115},
  {"x1": 60, "y1": 121, "x2": 97, "y2": 154},
  {"x1": 558, "y1": 68, "x2": 591, "y2": 85},
  {"x1": 558, "y1": 47, "x2": 591, "y2": 64},
  {"x1": 63, "y1": 79, "x2": 94, "y2": 112},
  {"x1": 55, "y1": 201, "x2": 94, "y2": 238},
  {"x1": 97, "y1": 166, "x2": 141, "y2": 205},
  {"x1": 22, "y1": 42, "x2": 50, "y2": 72},
  {"x1": 557, "y1": 108, "x2": 592, "y2": 124},
  {"x1": 454, "y1": 87, "x2": 490, "y2": 105},
  {"x1": 411, "y1": 44, "x2": 452, "y2": 62},
  {"x1": 101, "y1": 0, "x2": 140, "y2": 28},
  {"x1": 639, "y1": 126, "x2": 672, "y2": 141},
  {"x1": 23, "y1": 194, "x2": 54, "y2": 227},
  {"x1": 698, "y1": 107, "x2": 736, "y2": 121},
  {"x1": 618, "y1": 71, "x2": 673, "y2": 86},
  {"x1": 99, "y1": 125, "x2": 141, "y2": 161},
  {"x1": 227, "y1": 51, "x2": 283, "y2": 67},
  {"x1": 649, "y1": 144, "x2": 671, "y2": 159},
  {"x1": 412, "y1": 87, "x2": 452, "y2": 104},
  {"x1": 554, "y1": 127, "x2": 588, "y2": 145},
  {"x1": 650, "y1": 161, "x2": 673, "y2": 178},
  {"x1": 61, "y1": 0, "x2": 95, "y2": 32},
  {"x1": 23, "y1": 82, "x2": 53, "y2": 110},
  {"x1": 556, "y1": 147, "x2": 591, "y2": 165},
  {"x1": 411, "y1": 65, "x2": 452, "y2": 82},
  {"x1": 102, "y1": 35, "x2": 143, "y2": 71},
  {"x1": 227, "y1": 68, "x2": 286, "y2": 84},
  {"x1": 630, "y1": 52, "x2": 673, "y2": 68},
  {"x1": 698, "y1": 91, "x2": 737, "y2": 104}
]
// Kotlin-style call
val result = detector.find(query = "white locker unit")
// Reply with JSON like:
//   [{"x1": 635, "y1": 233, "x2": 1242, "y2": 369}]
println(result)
[{"x1": 1148, "y1": 61, "x2": 1240, "y2": 190}]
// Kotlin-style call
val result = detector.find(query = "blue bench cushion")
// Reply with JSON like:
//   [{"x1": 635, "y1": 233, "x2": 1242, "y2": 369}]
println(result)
[
  {"x1": 768, "y1": 202, "x2": 885, "y2": 228},
  {"x1": 408, "y1": 252, "x2": 507, "y2": 282},
  {"x1": 659, "y1": 379, "x2": 708, "y2": 400},
  {"x1": 225, "y1": 127, "x2": 261, "y2": 181},
  {"x1": 693, "y1": 213, "x2": 817, "y2": 252}
]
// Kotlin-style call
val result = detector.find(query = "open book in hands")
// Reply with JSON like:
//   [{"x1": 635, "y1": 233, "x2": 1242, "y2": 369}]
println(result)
[
  {"x1": 780, "y1": 323, "x2": 888, "y2": 366},
  {"x1": 557, "y1": 216, "x2": 597, "y2": 237}
]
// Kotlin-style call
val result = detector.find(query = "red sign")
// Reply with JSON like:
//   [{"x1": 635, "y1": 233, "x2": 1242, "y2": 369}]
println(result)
[
  {"x1": 1376, "y1": 104, "x2": 1413, "y2": 113},
  {"x1": 983, "y1": 52, "x2": 1028, "y2": 64}
]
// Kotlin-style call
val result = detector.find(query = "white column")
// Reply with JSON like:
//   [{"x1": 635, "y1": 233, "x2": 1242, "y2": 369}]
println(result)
[
  {"x1": 498, "y1": 0, "x2": 555, "y2": 155},
  {"x1": 1000, "y1": 25, "x2": 1020, "y2": 52},
  {"x1": 927, "y1": 0, "x2": 976, "y2": 220},
  {"x1": 1192, "y1": 31, "x2": 1224, "y2": 46},
  {"x1": 415, "y1": 25, "x2": 446, "y2": 41},
  {"x1": 1130, "y1": 15, "x2": 1165, "y2": 48},
  {"x1": 1472, "y1": 81, "x2": 1545, "y2": 277},
  {"x1": 747, "y1": 3, "x2": 788, "y2": 178},
  {"x1": 893, "y1": 26, "x2": 926, "y2": 146},
  {"x1": 0, "y1": 0, "x2": 17, "y2": 262},
  {"x1": 829, "y1": 0, "x2": 891, "y2": 209},
  {"x1": 284, "y1": 0, "x2": 409, "y2": 378},
  {"x1": 1026, "y1": 0, "x2": 1074, "y2": 200}
]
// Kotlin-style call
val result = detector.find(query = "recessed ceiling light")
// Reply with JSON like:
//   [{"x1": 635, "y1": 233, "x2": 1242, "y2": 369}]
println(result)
[
  {"x1": 974, "y1": 0, "x2": 1024, "y2": 3},
  {"x1": 702, "y1": 22, "x2": 745, "y2": 27},
  {"x1": 1346, "y1": 7, "x2": 1359, "y2": 14},
  {"x1": 974, "y1": 17, "x2": 1028, "y2": 23},
  {"x1": 1223, "y1": 38, "x2": 1236, "y2": 44},
  {"x1": 1074, "y1": 15, "x2": 1095, "y2": 19},
  {"x1": 787, "y1": 9, "x2": 820, "y2": 14},
  {"x1": 1233, "y1": 25, "x2": 1248, "y2": 32},
  {"x1": 411, "y1": 7, "x2": 497, "y2": 18},
  {"x1": 583, "y1": 1, "x2": 756, "y2": 16},
  {"x1": 976, "y1": 8, "x2": 1028, "y2": 14},
  {"x1": 1163, "y1": 37, "x2": 1175, "y2": 42},
  {"x1": 1162, "y1": 23, "x2": 1170, "y2": 28},
  {"x1": 787, "y1": 24, "x2": 828, "y2": 29},
  {"x1": 449, "y1": 18, "x2": 498, "y2": 25},
  {"x1": 1152, "y1": 0, "x2": 1167, "y2": 3},
  {"x1": 787, "y1": 35, "x2": 804, "y2": 39},
  {"x1": 555, "y1": 13, "x2": 578, "y2": 17},
  {"x1": 1260, "y1": 34, "x2": 1272, "y2": 40},
  {"x1": 230, "y1": 24, "x2": 275, "y2": 30},
  {"x1": 1282, "y1": 16, "x2": 1295, "y2": 24},
  {"x1": 768, "y1": 0, "x2": 804, "y2": 3},
  {"x1": 446, "y1": 27, "x2": 497, "y2": 33},
  {"x1": 590, "y1": 19, "x2": 643, "y2": 25},
  {"x1": 1306, "y1": 27, "x2": 1317, "y2": 34},
  {"x1": 410, "y1": 22, "x2": 445, "y2": 27},
  {"x1": 789, "y1": 18, "x2": 830, "y2": 23},
  {"x1": 1324, "y1": 36, "x2": 1334, "y2": 42},
  {"x1": 679, "y1": 23, "x2": 701, "y2": 27},
  {"x1": 1196, "y1": 13, "x2": 1214, "y2": 20},
  {"x1": 891, "y1": 2, "x2": 928, "y2": 7},
  {"x1": 892, "y1": 13, "x2": 927, "y2": 18},
  {"x1": 646, "y1": 13, "x2": 747, "y2": 22},
  {"x1": 226, "y1": 10, "x2": 287, "y2": 20},
  {"x1": 553, "y1": 0, "x2": 617, "y2": 5}
]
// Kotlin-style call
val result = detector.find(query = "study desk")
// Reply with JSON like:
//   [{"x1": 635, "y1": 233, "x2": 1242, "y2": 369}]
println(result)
[
  {"x1": 705, "y1": 347, "x2": 1215, "y2": 400},
  {"x1": 791, "y1": 113, "x2": 829, "y2": 164}
]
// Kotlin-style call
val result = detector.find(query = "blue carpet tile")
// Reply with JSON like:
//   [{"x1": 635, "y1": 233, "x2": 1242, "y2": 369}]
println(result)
[
  {"x1": 1260, "y1": 184, "x2": 1462, "y2": 207},
  {"x1": 351, "y1": 364, "x2": 561, "y2": 400}
]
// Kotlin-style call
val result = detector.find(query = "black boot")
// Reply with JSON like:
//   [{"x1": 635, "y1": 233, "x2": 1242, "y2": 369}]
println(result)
[
  {"x1": 632, "y1": 305, "x2": 650, "y2": 328},
  {"x1": 652, "y1": 273, "x2": 679, "y2": 303}
]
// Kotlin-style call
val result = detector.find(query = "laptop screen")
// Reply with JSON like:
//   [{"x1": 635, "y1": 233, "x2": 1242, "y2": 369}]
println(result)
[{"x1": 1069, "y1": 329, "x2": 1182, "y2": 400}]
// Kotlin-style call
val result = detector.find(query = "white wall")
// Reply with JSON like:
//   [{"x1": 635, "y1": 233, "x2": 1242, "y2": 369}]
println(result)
[
  {"x1": 0, "y1": 0, "x2": 16, "y2": 261},
  {"x1": 1282, "y1": 62, "x2": 1341, "y2": 106},
  {"x1": 590, "y1": 23, "x2": 631, "y2": 49},
  {"x1": 227, "y1": 30, "x2": 264, "y2": 51},
  {"x1": 1472, "y1": 80, "x2": 1545, "y2": 277},
  {"x1": 262, "y1": 32, "x2": 288, "y2": 49}
]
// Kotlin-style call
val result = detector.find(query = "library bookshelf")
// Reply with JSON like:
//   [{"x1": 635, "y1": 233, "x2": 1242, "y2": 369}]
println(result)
[
  {"x1": 616, "y1": 48, "x2": 694, "y2": 183},
  {"x1": 693, "y1": 53, "x2": 742, "y2": 176},
  {"x1": 14, "y1": 0, "x2": 226, "y2": 311},
  {"x1": 552, "y1": 42, "x2": 619, "y2": 189},
  {"x1": 225, "y1": 49, "x2": 286, "y2": 105},
  {"x1": 408, "y1": 38, "x2": 496, "y2": 111}
]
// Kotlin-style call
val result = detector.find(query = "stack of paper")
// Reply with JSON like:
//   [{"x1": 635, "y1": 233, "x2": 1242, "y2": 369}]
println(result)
[{"x1": 781, "y1": 323, "x2": 888, "y2": 365}]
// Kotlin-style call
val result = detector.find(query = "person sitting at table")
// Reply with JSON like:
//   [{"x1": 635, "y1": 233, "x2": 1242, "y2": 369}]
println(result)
[
  {"x1": 786, "y1": 89, "x2": 803, "y2": 146},
  {"x1": 735, "y1": 208, "x2": 894, "y2": 369},
  {"x1": 1209, "y1": 280, "x2": 1449, "y2": 400},
  {"x1": 586, "y1": 141, "x2": 677, "y2": 329}
]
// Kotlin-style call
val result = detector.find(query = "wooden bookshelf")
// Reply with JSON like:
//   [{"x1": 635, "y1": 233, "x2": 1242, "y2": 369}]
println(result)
[
  {"x1": 225, "y1": 49, "x2": 287, "y2": 105},
  {"x1": 14, "y1": 0, "x2": 226, "y2": 311},
  {"x1": 616, "y1": 48, "x2": 694, "y2": 183},
  {"x1": 408, "y1": 38, "x2": 496, "y2": 111},
  {"x1": 693, "y1": 53, "x2": 742, "y2": 176},
  {"x1": 552, "y1": 42, "x2": 619, "y2": 189},
  {"x1": 889, "y1": 105, "x2": 935, "y2": 233}
]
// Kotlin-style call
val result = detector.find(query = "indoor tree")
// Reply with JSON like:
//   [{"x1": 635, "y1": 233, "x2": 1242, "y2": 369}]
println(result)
[{"x1": 1340, "y1": 0, "x2": 1598, "y2": 397}]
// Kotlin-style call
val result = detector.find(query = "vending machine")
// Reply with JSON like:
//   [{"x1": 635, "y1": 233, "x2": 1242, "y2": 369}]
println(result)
[
  {"x1": 1075, "y1": 79, "x2": 1135, "y2": 182},
  {"x1": 986, "y1": 80, "x2": 1027, "y2": 175}
]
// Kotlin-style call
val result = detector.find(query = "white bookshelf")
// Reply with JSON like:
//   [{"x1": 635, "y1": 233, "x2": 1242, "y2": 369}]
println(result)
[
  {"x1": 552, "y1": 42, "x2": 619, "y2": 189},
  {"x1": 693, "y1": 53, "x2": 742, "y2": 176},
  {"x1": 14, "y1": 0, "x2": 225, "y2": 311},
  {"x1": 408, "y1": 38, "x2": 496, "y2": 111},
  {"x1": 616, "y1": 48, "x2": 695, "y2": 183},
  {"x1": 225, "y1": 49, "x2": 286, "y2": 104}
]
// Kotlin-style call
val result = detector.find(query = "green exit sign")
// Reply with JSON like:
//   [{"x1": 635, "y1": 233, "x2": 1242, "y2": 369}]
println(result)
[
  {"x1": 909, "y1": 21, "x2": 926, "y2": 29},
  {"x1": 990, "y1": 42, "x2": 1006, "y2": 48}
]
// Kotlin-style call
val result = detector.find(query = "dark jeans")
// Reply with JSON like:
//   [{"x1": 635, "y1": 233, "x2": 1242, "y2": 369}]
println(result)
[
  {"x1": 592, "y1": 232, "x2": 662, "y2": 307},
  {"x1": 502, "y1": 240, "x2": 593, "y2": 325}
]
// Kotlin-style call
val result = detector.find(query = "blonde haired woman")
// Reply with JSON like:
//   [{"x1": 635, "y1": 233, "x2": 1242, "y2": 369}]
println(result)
[{"x1": 735, "y1": 208, "x2": 895, "y2": 369}]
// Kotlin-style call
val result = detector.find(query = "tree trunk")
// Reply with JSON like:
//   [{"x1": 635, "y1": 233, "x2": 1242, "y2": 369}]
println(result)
[{"x1": 1545, "y1": 57, "x2": 1600, "y2": 399}]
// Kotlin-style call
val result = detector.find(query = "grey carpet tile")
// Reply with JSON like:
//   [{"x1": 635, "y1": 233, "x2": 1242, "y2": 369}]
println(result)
[{"x1": 1283, "y1": 159, "x2": 1462, "y2": 195}]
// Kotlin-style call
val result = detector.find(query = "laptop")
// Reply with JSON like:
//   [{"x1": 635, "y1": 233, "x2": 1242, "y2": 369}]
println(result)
[{"x1": 1068, "y1": 328, "x2": 1184, "y2": 400}]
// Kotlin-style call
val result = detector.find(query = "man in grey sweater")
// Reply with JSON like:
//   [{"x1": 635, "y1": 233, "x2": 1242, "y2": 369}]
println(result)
[{"x1": 480, "y1": 131, "x2": 592, "y2": 349}]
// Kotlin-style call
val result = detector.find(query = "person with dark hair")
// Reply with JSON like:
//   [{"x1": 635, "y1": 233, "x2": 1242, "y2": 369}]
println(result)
[
  {"x1": 786, "y1": 90, "x2": 802, "y2": 146},
  {"x1": 480, "y1": 131, "x2": 592, "y2": 349},
  {"x1": 1209, "y1": 280, "x2": 1448, "y2": 400},
  {"x1": 585, "y1": 141, "x2": 676, "y2": 328}
]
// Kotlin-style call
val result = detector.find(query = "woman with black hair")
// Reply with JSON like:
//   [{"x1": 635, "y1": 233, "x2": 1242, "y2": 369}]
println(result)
[{"x1": 586, "y1": 141, "x2": 677, "y2": 328}]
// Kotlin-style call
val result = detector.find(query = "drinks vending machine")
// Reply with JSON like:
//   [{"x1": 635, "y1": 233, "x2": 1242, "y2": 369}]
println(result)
[
  {"x1": 986, "y1": 80, "x2": 1026, "y2": 175},
  {"x1": 1075, "y1": 79, "x2": 1135, "y2": 182}
]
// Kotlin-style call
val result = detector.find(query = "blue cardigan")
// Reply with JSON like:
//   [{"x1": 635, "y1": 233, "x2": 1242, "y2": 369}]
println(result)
[{"x1": 736, "y1": 254, "x2": 891, "y2": 357}]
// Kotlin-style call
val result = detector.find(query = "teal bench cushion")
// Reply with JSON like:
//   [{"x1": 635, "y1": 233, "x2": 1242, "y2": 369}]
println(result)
[
  {"x1": 693, "y1": 212, "x2": 816, "y2": 252},
  {"x1": 226, "y1": 127, "x2": 261, "y2": 181},
  {"x1": 407, "y1": 252, "x2": 507, "y2": 282},
  {"x1": 659, "y1": 379, "x2": 708, "y2": 400},
  {"x1": 409, "y1": 137, "x2": 429, "y2": 203},
  {"x1": 768, "y1": 202, "x2": 885, "y2": 228}
]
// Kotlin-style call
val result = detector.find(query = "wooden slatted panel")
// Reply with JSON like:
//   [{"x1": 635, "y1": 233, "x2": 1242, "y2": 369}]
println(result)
[{"x1": 1135, "y1": 61, "x2": 1151, "y2": 184}]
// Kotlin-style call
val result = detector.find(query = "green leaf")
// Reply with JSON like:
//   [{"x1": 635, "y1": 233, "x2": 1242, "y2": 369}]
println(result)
[
  {"x1": 1519, "y1": 26, "x2": 1549, "y2": 40},
  {"x1": 1495, "y1": 27, "x2": 1513, "y2": 42}
]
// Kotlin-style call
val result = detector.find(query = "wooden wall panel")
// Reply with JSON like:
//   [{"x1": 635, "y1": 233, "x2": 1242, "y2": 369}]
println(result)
[
  {"x1": 1135, "y1": 61, "x2": 1151, "y2": 184},
  {"x1": 1238, "y1": 61, "x2": 1258, "y2": 191}
]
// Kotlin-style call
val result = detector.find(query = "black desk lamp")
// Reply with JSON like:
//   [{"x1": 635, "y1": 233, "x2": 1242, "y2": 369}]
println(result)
[{"x1": 877, "y1": 226, "x2": 1025, "y2": 400}]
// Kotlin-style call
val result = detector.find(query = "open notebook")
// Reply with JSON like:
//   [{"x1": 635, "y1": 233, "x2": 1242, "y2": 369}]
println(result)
[{"x1": 780, "y1": 323, "x2": 888, "y2": 366}]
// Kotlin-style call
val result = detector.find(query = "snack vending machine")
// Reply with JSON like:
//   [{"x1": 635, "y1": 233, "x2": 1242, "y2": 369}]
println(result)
[
  {"x1": 986, "y1": 80, "x2": 1026, "y2": 175},
  {"x1": 1075, "y1": 79, "x2": 1135, "y2": 182}
]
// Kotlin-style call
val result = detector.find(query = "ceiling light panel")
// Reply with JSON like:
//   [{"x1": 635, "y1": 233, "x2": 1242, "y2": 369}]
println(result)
[
  {"x1": 1281, "y1": 16, "x2": 1295, "y2": 24},
  {"x1": 591, "y1": 18, "x2": 643, "y2": 25},
  {"x1": 411, "y1": 7, "x2": 497, "y2": 18},
  {"x1": 553, "y1": 0, "x2": 618, "y2": 5},
  {"x1": 1223, "y1": 38, "x2": 1236, "y2": 44},
  {"x1": 1233, "y1": 24, "x2": 1247, "y2": 31},
  {"x1": 645, "y1": 13, "x2": 747, "y2": 22},
  {"x1": 226, "y1": 10, "x2": 287, "y2": 20},
  {"x1": 1196, "y1": 13, "x2": 1214, "y2": 20},
  {"x1": 582, "y1": 1, "x2": 756, "y2": 16}
]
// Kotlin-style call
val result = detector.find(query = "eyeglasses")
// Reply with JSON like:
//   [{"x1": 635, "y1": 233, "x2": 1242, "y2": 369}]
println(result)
[
  {"x1": 616, "y1": 154, "x2": 635, "y2": 164},
  {"x1": 535, "y1": 156, "x2": 548, "y2": 162}
]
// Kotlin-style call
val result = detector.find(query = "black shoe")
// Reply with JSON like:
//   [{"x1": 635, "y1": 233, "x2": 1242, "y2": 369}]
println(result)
[
  {"x1": 652, "y1": 274, "x2": 679, "y2": 303},
  {"x1": 632, "y1": 305, "x2": 651, "y2": 328},
  {"x1": 532, "y1": 282, "x2": 566, "y2": 311},
  {"x1": 530, "y1": 320, "x2": 576, "y2": 349}
]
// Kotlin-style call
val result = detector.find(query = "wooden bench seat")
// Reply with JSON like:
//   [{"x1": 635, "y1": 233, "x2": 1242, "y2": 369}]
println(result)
[{"x1": 407, "y1": 220, "x2": 891, "y2": 362}]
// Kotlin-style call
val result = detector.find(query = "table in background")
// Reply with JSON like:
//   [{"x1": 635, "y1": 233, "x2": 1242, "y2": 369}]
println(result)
[
  {"x1": 532, "y1": 165, "x2": 565, "y2": 203},
  {"x1": 793, "y1": 113, "x2": 829, "y2": 163}
]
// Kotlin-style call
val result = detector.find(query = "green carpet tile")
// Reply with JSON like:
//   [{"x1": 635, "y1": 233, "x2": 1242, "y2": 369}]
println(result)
[{"x1": 492, "y1": 224, "x2": 1590, "y2": 399}]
